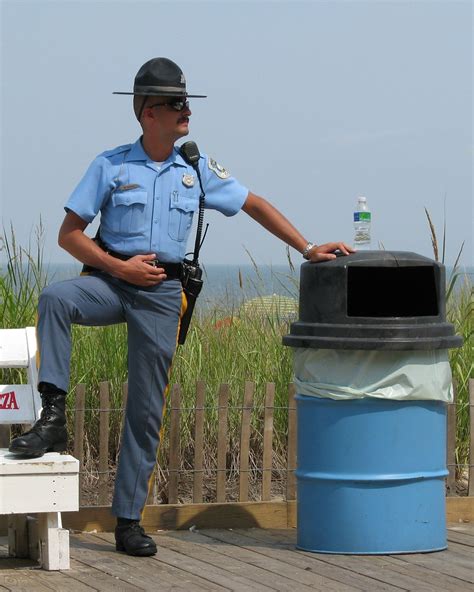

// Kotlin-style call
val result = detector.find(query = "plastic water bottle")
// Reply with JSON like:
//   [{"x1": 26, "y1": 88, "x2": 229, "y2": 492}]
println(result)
[{"x1": 353, "y1": 196, "x2": 371, "y2": 249}]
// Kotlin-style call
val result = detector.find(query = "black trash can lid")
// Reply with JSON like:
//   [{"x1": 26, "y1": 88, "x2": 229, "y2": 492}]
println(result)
[{"x1": 283, "y1": 251, "x2": 463, "y2": 351}]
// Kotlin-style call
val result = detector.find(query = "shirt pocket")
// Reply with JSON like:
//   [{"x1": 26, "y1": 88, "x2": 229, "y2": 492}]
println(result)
[
  {"x1": 110, "y1": 190, "x2": 148, "y2": 234},
  {"x1": 168, "y1": 191, "x2": 199, "y2": 242}
]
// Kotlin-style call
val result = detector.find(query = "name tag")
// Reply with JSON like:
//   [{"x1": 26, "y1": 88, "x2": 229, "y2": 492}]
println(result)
[{"x1": 116, "y1": 184, "x2": 141, "y2": 192}]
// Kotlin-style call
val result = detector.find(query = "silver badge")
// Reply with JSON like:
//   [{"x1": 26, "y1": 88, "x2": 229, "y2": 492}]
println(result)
[
  {"x1": 182, "y1": 174, "x2": 195, "y2": 187},
  {"x1": 208, "y1": 157, "x2": 230, "y2": 179}
]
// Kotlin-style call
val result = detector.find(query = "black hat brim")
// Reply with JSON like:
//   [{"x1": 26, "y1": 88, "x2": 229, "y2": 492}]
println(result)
[{"x1": 113, "y1": 91, "x2": 207, "y2": 98}]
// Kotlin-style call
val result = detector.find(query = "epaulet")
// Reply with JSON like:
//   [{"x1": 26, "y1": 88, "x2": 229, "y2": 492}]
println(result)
[{"x1": 100, "y1": 144, "x2": 132, "y2": 158}]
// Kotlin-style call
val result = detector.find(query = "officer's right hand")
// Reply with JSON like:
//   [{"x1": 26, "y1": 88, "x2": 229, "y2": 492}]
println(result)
[{"x1": 113, "y1": 254, "x2": 167, "y2": 286}]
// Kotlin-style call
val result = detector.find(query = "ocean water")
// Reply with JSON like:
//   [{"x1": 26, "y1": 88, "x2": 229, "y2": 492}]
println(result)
[
  {"x1": 43, "y1": 261, "x2": 300, "y2": 312},
  {"x1": 40, "y1": 259, "x2": 473, "y2": 315}
]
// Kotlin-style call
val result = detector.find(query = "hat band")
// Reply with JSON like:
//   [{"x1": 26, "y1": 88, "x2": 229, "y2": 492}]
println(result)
[{"x1": 134, "y1": 84, "x2": 186, "y2": 94}]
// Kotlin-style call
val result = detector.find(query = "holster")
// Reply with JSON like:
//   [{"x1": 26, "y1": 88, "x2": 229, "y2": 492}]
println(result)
[{"x1": 178, "y1": 260, "x2": 203, "y2": 345}]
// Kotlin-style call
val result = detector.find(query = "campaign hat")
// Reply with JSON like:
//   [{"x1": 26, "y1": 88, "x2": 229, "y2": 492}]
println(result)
[{"x1": 113, "y1": 57, "x2": 206, "y2": 98}]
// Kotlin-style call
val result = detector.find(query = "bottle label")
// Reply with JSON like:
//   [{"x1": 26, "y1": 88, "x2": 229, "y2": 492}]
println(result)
[{"x1": 354, "y1": 212, "x2": 371, "y2": 222}]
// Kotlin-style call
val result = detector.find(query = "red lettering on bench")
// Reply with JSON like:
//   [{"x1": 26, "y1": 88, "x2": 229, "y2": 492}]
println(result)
[{"x1": 0, "y1": 391, "x2": 19, "y2": 410}]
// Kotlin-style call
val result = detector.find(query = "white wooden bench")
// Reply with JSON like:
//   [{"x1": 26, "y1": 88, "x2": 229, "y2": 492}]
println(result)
[{"x1": 0, "y1": 327, "x2": 79, "y2": 570}]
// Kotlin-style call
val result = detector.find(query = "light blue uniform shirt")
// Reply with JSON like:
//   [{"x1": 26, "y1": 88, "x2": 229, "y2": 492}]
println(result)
[{"x1": 65, "y1": 138, "x2": 249, "y2": 262}]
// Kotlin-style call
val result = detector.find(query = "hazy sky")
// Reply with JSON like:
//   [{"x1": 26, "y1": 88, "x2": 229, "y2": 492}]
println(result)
[{"x1": 1, "y1": 0, "x2": 472, "y2": 267}]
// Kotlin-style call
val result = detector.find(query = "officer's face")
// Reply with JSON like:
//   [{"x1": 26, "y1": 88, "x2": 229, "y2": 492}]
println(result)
[{"x1": 144, "y1": 97, "x2": 192, "y2": 141}]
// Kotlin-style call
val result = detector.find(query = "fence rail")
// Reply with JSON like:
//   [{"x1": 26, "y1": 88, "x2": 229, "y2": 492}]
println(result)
[{"x1": 68, "y1": 378, "x2": 474, "y2": 507}]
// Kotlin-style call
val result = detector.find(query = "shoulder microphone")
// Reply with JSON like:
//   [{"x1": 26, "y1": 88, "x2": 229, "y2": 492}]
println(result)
[{"x1": 179, "y1": 141, "x2": 201, "y2": 168}]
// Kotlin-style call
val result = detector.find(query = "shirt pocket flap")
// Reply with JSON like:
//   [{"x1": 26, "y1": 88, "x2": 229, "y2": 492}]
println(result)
[
  {"x1": 170, "y1": 194, "x2": 199, "y2": 213},
  {"x1": 111, "y1": 190, "x2": 147, "y2": 207}
]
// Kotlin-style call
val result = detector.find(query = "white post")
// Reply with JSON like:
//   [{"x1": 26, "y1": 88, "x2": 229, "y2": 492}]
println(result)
[{"x1": 37, "y1": 512, "x2": 70, "y2": 570}]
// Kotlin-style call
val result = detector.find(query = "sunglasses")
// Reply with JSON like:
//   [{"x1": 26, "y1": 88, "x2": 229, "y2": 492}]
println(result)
[{"x1": 148, "y1": 99, "x2": 190, "y2": 112}]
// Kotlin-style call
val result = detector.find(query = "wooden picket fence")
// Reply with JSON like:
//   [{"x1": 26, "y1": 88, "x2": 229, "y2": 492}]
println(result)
[{"x1": 70, "y1": 379, "x2": 474, "y2": 508}]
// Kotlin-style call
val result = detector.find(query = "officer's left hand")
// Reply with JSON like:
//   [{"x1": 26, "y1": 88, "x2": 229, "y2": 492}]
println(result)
[
  {"x1": 114, "y1": 254, "x2": 167, "y2": 286},
  {"x1": 307, "y1": 242, "x2": 355, "y2": 262}
]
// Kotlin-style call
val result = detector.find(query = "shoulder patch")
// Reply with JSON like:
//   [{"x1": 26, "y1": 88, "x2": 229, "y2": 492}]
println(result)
[{"x1": 208, "y1": 157, "x2": 230, "y2": 179}]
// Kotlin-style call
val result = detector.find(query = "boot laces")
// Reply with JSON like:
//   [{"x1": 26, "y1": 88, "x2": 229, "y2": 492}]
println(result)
[
  {"x1": 31, "y1": 396, "x2": 61, "y2": 429},
  {"x1": 128, "y1": 522, "x2": 145, "y2": 535},
  {"x1": 38, "y1": 407, "x2": 55, "y2": 424}
]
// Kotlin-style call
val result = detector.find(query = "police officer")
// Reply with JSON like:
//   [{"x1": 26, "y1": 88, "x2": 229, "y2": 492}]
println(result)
[{"x1": 9, "y1": 58, "x2": 353, "y2": 556}]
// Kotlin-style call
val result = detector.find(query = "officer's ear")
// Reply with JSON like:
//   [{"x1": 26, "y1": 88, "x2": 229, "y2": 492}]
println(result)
[{"x1": 134, "y1": 96, "x2": 153, "y2": 124}]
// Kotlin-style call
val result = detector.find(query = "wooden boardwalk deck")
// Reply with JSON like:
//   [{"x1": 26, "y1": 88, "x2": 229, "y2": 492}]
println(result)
[{"x1": 0, "y1": 524, "x2": 473, "y2": 591}]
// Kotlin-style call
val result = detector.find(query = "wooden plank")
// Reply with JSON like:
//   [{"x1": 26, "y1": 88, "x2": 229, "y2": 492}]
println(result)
[
  {"x1": 163, "y1": 530, "x2": 306, "y2": 592},
  {"x1": 64, "y1": 501, "x2": 289, "y2": 532},
  {"x1": 98, "y1": 381, "x2": 110, "y2": 506},
  {"x1": 121, "y1": 381, "x2": 128, "y2": 416},
  {"x1": 262, "y1": 383, "x2": 275, "y2": 502},
  {"x1": 158, "y1": 529, "x2": 309, "y2": 592},
  {"x1": 239, "y1": 381, "x2": 254, "y2": 502},
  {"x1": 176, "y1": 529, "x2": 358, "y2": 592},
  {"x1": 216, "y1": 383, "x2": 229, "y2": 503},
  {"x1": 394, "y1": 548, "x2": 474, "y2": 584},
  {"x1": 438, "y1": 544, "x2": 474, "y2": 568},
  {"x1": 8, "y1": 515, "x2": 29, "y2": 558},
  {"x1": 0, "y1": 516, "x2": 7, "y2": 538},
  {"x1": 168, "y1": 383, "x2": 181, "y2": 504},
  {"x1": 377, "y1": 555, "x2": 473, "y2": 592},
  {"x1": 16, "y1": 568, "x2": 94, "y2": 592},
  {"x1": 447, "y1": 530, "x2": 474, "y2": 547},
  {"x1": 73, "y1": 383, "x2": 85, "y2": 506},
  {"x1": 67, "y1": 557, "x2": 141, "y2": 592},
  {"x1": 238, "y1": 528, "x2": 458, "y2": 592},
  {"x1": 0, "y1": 425, "x2": 10, "y2": 448},
  {"x1": 446, "y1": 496, "x2": 474, "y2": 523},
  {"x1": 97, "y1": 532, "x2": 242, "y2": 591},
  {"x1": 304, "y1": 549, "x2": 462, "y2": 592},
  {"x1": 193, "y1": 380, "x2": 206, "y2": 503},
  {"x1": 445, "y1": 539, "x2": 474, "y2": 558},
  {"x1": 286, "y1": 383, "x2": 297, "y2": 500},
  {"x1": 446, "y1": 382, "x2": 457, "y2": 495},
  {"x1": 469, "y1": 378, "x2": 474, "y2": 497},
  {"x1": 265, "y1": 529, "x2": 474, "y2": 590},
  {"x1": 360, "y1": 554, "x2": 473, "y2": 592},
  {"x1": 89, "y1": 532, "x2": 214, "y2": 591},
  {"x1": 287, "y1": 499, "x2": 296, "y2": 528},
  {"x1": 236, "y1": 528, "x2": 472, "y2": 592},
  {"x1": 201, "y1": 528, "x2": 401, "y2": 592},
  {"x1": 448, "y1": 523, "x2": 474, "y2": 547},
  {"x1": 89, "y1": 533, "x2": 220, "y2": 592},
  {"x1": 449, "y1": 522, "x2": 474, "y2": 536},
  {"x1": 0, "y1": 572, "x2": 54, "y2": 591},
  {"x1": 71, "y1": 533, "x2": 195, "y2": 592},
  {"x1": 154, "y1": 531, "x2": 277, "y2": 592}
]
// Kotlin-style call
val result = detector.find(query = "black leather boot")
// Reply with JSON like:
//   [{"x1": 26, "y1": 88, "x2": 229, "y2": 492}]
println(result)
[
  {"x1": 8, "y1": 392, "x2": 67, "y2": 457},
  {"x1": 115, "y1": 521, "x2": 157, "y2": 556}
]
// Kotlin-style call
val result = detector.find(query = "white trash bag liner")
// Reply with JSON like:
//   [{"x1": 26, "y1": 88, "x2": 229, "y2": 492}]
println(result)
[{"x1": 293, "y1": 349, "x2": 453, "y2": 402}]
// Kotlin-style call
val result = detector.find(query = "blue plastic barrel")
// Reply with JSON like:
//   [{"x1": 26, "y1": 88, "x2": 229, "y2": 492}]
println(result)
[{"x1": 295, "y1": 394, "x2": 448, "y2": 554}]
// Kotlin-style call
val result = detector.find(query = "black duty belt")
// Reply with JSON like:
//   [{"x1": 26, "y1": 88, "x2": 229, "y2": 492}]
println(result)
[{"x1": 107, "y1": 249, "x2": 183, "y2": 281}]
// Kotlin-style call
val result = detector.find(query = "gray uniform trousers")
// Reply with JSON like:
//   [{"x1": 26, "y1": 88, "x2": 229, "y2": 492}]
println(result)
[{"x1": 37, "y1": 271, "x2": 184, "y2": 519}]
